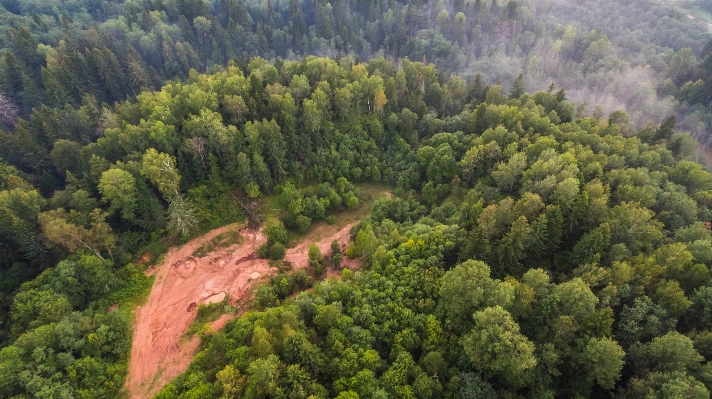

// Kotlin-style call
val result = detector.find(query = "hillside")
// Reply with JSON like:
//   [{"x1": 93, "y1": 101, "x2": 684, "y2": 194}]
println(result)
[{"x1": 1, "y1": 56, "x2": 712, "y2": 398}]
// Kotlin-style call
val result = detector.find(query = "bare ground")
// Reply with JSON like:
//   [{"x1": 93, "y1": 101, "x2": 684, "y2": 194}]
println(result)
[{"x1": 125, "y1": 221, "x2": 359, "y2": 398}]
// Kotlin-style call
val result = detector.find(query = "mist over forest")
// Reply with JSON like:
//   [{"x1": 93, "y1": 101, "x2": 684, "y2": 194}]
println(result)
[{"x1": 1, "y1": 0, "x2": 712, "y2": 141}]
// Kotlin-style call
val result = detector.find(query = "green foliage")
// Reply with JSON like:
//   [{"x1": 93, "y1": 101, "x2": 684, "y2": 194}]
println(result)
[
  {"x1": 0, "y1": 255, "x2": 150, "y2": 398},
  {"x1": 98, "y1": 168, "x2": 138, "y2": 221},
  {"x1": 2, "y1": 49, "x2": 712, "y2": 398},
  {"x1": 461, "y1": 306, "x2": 537, "y2": 388}
]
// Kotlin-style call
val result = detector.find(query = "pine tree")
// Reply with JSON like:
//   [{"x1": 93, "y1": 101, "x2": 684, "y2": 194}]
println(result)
[
  {"x1": 8, "y1": 27, "x2": 42, "y2": 70},
  {"x1": 555, "y1": 88, "x2": 567, "y2": 102},
  {"x1": 90, "y1": 47, "x2": 127, "y2": 102},
  {"x1": 495, "y1": 216, "x2": 531, "y2": 277},
  {"x1": 1, "y1": 52, "x2": 25, "y2": 102},
  {"x1": 653, "y1": 116, "x2": 676, "y2": 143},
  {"x1": 41, "y1": 67, "x2": 70, "y2": 108},
  {"x1": 454, "y1": 0, "x2": 465, "y2": 13},
  {"x1": 234, "y1": 0, "x2": 253, "y2": 28},
  {"x1": 468, "y1": 73, "x2": 484, "y2": 105},
  {"x1": 570, "y1": 223, "x2": 611, "y2": 266},
  {"x1": 545, "y1": 204, "x2": 563, "y2": 253},
  {"x1": 20, "y1": 72, "x2": 42, "y2": 114},
  {"x1": 127, "y1": 46, "x2": 152, "y2": 95},
  {"x1": 509, "y1": 73, "x2": 525, "y2": 99}
]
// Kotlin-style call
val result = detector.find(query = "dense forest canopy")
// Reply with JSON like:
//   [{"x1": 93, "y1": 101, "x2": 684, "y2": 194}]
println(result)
[
  {"x1": 2, "y1": 0, "x2": 712, "y2": 397},
  {"x1": 0, "y1": 0, "x2": 711, "y2": 153},
  {"x1": 1, "y1": 54, "x2": 712, "y2": 398}
]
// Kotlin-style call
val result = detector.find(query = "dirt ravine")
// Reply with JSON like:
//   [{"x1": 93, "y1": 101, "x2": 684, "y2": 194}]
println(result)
[{"x1": 125, "y1": 222, "x2": 357, "y2": 399}]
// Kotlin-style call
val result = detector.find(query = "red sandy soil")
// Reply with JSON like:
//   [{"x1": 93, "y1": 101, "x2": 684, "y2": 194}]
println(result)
[{"x1": 125, "y1": 221, "x2": 358, "y2": 398}]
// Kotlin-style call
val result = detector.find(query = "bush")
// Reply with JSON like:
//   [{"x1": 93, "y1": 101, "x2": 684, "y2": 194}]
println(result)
[
  {"x1": 291, "y1": 269, "x2": 311, "y2": 290},
  {"x1": 268, "y1": 243, "x2": 286, "y2": 261},
  {"x1": 345, "y1": 192, "x2": 360, "y2": 209},
  {"x1": 264, "y1": 218, "x2": 288, "y2": 245},
  {"x1": 332, "y1": 252, "x2": 343, "y2": 269},
  {"x1": 295, "y1": 215, "x2": 311, "y2": 233},
  {"x1": 272, "y1": 274, "x2": 292, "y2": 299},
  {"x1": 254, "y1": 285, "x2": 277, "y2": 308}
]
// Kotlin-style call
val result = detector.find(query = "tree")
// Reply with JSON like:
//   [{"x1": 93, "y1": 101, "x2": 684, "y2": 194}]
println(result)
[
  {"x1": 216, "y1": 365, "x2": 245, "y2": 398},
  {"x1": 616, "y1": 296, "x2": 676, "y2": 347},
  {"x1": 41, "y1": 67, "x2": 70, "y2": 107},
  {"x1": 349, "y1": 223, "x2": 378, "y2": 261},
  {"x1": 461, "y1": 306, "x2": 536, "y2": 388},
  {"x1": 608, "y1": 202, "x2": 663, "y2": 255},
  {"x1": 459, "y1": 372, "x2": 497, "y2": 399},
  {"x1": 38, "y1": 208, "x2": 115, "y2": 260},
  {"x1": 509, "y1": 73, "x2": 525, "y2": 99},
  {"x1": 637, "y1": 332, "x2": 703, "y2": 374},
  {"x1": 440, "y1": 260, "x2": 514, "y2": 331},
  {"x1": 167, "y1": 193, "x2": 197, "y2": 238},
  {"x1": 50, "y1": 140, "x2": 86, "y2": 178},
  {"x1": 264, "y1": 217, "x2": 288, "y2": 245},
  {"x1": 98, "y1": 168, "x2": 138, "y2": 220},
  {"x1": 580, "y1": 338, "x2": 625, "y2": 390},
  {"x1": 491, "y1": 152, "x2": 527, "y2": 192},
  {"x1": 9, "y1": 288, "x2": 72, "y2": 334},
  {"x1": 374, "y1": 87, "x2": 388, "y2": 112},
  {"x1": 652, "y1": 280, "x2": 692, "y2": 319},
  {"x1": 245, "y1": 355, "x2": 283, "y2": 398},
  {"x1": 302, "y1": 99, "x2": 322, "y2": 135},
  {"x1": 495, "y1": 216, "x2": 531, "y2": 275},
  {"x1": 308, "y1": 243, "x2": 323, "y2": 276},
  {"x1": 570, "y1": 223, "x2": 610, "y2": 266},
  {"x1": 140, "y1": 149, "x2": 181, "y2": 199}
]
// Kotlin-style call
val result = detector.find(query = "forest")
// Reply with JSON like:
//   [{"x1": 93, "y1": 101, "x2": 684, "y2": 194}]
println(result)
[
  {"x1": 0, "y1": 54, "x2": 711, "y2": 398},
  {"x1": 2, "y1": 0, "x2": 712, "y2": 398}
]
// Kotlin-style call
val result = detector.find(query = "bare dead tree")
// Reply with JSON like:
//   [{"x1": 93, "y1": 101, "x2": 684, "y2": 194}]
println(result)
[
  {"x1": 0, "y1": 91, "x2": 19, "y2": 127},
  {"x1": 187, "y1": 136, "x2": 212, "y2": 181},
  {"x1": 230, "y1": 192, "x2": 263, "y2": 228}
]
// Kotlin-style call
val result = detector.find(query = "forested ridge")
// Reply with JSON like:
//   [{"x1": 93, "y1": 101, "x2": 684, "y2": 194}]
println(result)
[
  {"x1": 1, "y1": 0, "x2": 712, "y2": 175},
  {"x1": 1, "y1": 54, "x2": 712, "y2": 398}
]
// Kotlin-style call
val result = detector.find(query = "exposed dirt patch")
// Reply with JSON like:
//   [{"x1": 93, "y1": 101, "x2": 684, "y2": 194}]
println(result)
[
  {"x1": 137, "y1": 253, "x2": 151, "y2": 265},
  {"x1": 125, "y1": 221, "x2": 360, "y2": 398},
  {"x1": 204, "y1": 291, "x2": 226, "y2": 305},
  {"x1": 210, "y1": 314, "x2": 233, "y2": 331},
  {"x1": 125, "y1": 224, "x2": 270, "y2": 399},
  {"x1": 283, "y1": 222, "x2": 360, "y2": 269}
]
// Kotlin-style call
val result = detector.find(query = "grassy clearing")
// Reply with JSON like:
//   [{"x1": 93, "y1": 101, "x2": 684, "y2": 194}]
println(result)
[
  {"x1": 253, "y1": 182, "x2": 392, "y2": 246},
  {"x1": 191, "y1": 228, "x2": 244, "y2": 258},
  {"x1": 192, "y1": 242, "x2": 213, "y2": 258},
  {"x1": 213, "y1": 230, "x2": 243, "y2": 248},
  {"x1": 289, "y1": 183, "x2": 391, "y2": 246},
  {"x1": 662, "y1": 0, "x2": 712, "y2": 32},
  {"x1": 684, "y1": 7, "x2": 712, "y2": 32}
]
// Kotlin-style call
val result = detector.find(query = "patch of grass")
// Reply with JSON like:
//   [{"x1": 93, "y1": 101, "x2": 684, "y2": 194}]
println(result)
[
  {"x1": 185, "y1": 296, "x2": 235, "y2": 337},
  {"x1": 97, "y1": 263, "x2": 154, "y2": 312},
  {"x1": 213, "y1": 230, "x2": 242, "y2": 248},
  {"x1": 145, "y1": 367, "x2": 165, "y2": 395},
  {"x1": 191, "y1": 229, "x2": 244, "y2": 258},
  {"x1": 192, "y1": 241, "x2": 213, "y2": 258}
]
